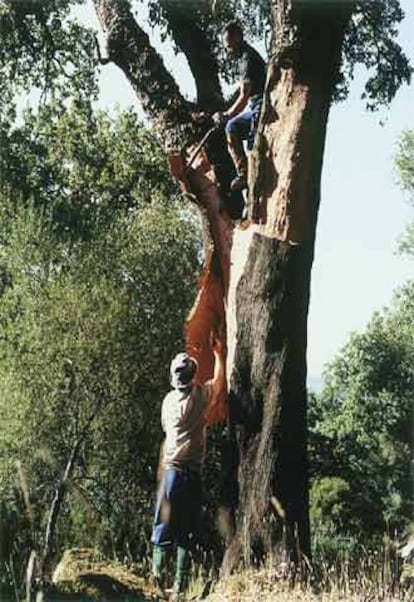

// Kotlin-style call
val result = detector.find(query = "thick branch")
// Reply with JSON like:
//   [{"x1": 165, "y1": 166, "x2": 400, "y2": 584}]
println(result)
[
  {"x1": 160, "y1": 0, "x2": 224, "y2": 111},
  {"x1": 93, "y1": 0, "x2": 194, "y2": 150}
]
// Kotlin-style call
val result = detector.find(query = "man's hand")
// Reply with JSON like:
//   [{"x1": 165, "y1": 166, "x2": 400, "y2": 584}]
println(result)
[
  {"x1": 212, "y1": 337, "x2": 225, "y2": 356},
  {"x1": 192, "y1": 111, "x2": 208, "y2": 124},
  {"x1": 212, "y1": 112, "x2": 228, "y2": 126}
]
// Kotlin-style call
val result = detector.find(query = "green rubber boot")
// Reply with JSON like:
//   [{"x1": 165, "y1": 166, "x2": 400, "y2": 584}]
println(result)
[
  {"x1": 173, "y1": 545, "x2": 188, "y2": 596},
  {"x1": 152, "y1": 545, "x2": 167, "y2": 593}
]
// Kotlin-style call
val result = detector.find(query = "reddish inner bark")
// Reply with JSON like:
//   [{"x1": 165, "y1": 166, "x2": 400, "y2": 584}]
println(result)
[{"x1": 168, "y1": 148, "x2": 233, "y2": 425}]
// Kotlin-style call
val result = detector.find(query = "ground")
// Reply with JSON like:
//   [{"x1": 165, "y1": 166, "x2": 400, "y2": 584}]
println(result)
[{"x1": 49, "y1": 548, "x2": 413, "y2": 602}]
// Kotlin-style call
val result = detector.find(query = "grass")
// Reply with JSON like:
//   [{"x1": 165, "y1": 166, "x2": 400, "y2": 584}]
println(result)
[
  {"x1": 204, "y1": 565, "x2": 412, "y2": 602},
  {"x1": 202, "y1": 551, "x2": 413, "y2": 602},
  {"x1": 187, "y1": 534, "x2": 414, "y2": 602},
  {"x1": 2, "y1": 538, "x2": 412, "y2": 602}
]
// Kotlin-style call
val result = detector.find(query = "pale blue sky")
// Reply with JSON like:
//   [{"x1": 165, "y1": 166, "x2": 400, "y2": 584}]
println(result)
[{"x1": 74, "y1": 1, "x2": 413, "y2": 383}]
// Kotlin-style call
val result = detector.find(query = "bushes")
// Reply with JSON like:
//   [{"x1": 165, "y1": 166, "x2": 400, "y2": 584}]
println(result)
[
  {"x1": 309, "y1": 283, "x2": 414, "y2": 540},
  {"x1": 0, "y1": 104, "x2": 201, "y2": 594}
]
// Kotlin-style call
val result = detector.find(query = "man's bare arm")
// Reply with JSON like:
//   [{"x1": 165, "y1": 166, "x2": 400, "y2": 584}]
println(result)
[
  {"x1": 224, "y1": 80, "x2": 251, "y2": 120},
  {"x1": 211, "y1": 337, "x2": 226, "y2": 397},
  {"x1": 203, "y1": 337, "x2": 227, "y2": 426}
]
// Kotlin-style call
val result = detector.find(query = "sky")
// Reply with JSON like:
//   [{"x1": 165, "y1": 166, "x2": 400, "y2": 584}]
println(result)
[{"x1": 73, "y1": 1, "x2": 413, "y2": 386}]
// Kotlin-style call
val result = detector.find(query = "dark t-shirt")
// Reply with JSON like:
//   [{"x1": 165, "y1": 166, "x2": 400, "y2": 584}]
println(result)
[{"x1": 237, "y1": 41, "x2": 266, "y2": 101}]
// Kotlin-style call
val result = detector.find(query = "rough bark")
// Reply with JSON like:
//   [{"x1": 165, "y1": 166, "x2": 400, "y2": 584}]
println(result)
[
  {"x1": 221, "y1": 1, "x2": 354, "y2": 573},
  {"x1": 93, "y1": 0, "x2": 193, "y2": 150}
]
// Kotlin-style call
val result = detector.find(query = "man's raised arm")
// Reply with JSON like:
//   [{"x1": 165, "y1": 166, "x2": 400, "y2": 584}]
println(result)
[{"x1": 204, "y1": 337, "x2": 227, "y2": 426}]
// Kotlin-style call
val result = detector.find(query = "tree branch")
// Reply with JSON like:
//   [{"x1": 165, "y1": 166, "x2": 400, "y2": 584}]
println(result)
[
  {"x1": 40, "y1": 404, "x2": 101, "y2": 584},
  {"x1": 93, "y1": 0, "x2": 194, "y2": 150},
  {"x1": 159, "y1": 0, "x2": 224, "y2": 111}
]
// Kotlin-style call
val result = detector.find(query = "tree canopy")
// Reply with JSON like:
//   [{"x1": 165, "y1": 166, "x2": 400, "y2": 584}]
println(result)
[
  {"x1": 308, "y1": 136, "x2": 414, "y2": 545},
  {"x1": 0, "y1": 0, "x2": 413, "y2": 596},
  {"x1": 396, "y1": 128, "x2": 414, "y2": 255},
  {"x1": 309, "y1": 281, "x2": 414, "y2": 540},
  {"x1": 0, "y1": 0, "x2": 411, "y2": 114}
]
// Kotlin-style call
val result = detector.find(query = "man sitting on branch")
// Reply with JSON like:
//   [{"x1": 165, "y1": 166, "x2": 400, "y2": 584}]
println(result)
[{"x1": 214, "y1": 22, "x2": 267, "y2": 192}]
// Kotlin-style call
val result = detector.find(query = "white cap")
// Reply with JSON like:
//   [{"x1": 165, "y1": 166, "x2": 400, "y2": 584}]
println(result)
[{"x1": 170, "y1": 352, "x2": 198, "y2": 390}]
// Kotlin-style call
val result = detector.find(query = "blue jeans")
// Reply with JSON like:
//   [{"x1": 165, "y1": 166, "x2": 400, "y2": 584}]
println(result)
[
  {"x1": 225, "y1": 98, "x2": 262, "y2": 151},
  {"x1": 151, "y1": 468, "x2": 202, "y2": 548}
]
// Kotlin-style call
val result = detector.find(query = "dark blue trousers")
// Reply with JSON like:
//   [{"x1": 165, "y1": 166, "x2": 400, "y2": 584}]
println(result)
[
  {"x1": 225, "y1": 98, "x2": 263, "y2": 150},
  {"x1": 151, "y1": 468, "x2": 202, "y2": 548}
]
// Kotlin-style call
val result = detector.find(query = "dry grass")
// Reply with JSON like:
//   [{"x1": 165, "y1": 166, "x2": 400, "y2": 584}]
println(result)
[
  {"x1": 51, "y1": 548, "x2": 148, "y2": 600},
  {"x1": 204, "y1": 566, "x2": 412, "y2": 602},
  {"x1": 46, "y1": 545, "x2": 414, "y2": 602}
]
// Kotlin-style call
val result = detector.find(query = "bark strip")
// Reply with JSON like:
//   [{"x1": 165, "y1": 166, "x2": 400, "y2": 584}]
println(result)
[{"x1": 170, "y1": 147, "x2": 234, "y2": 423}]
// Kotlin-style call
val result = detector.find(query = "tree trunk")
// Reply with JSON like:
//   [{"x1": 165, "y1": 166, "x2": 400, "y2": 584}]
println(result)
[
  {"x1": 221, "y1": 2, "x2": 354, "y2": 573},
  {"x1": 93, "y1": 0, "x2": 354, "y2": 575}
]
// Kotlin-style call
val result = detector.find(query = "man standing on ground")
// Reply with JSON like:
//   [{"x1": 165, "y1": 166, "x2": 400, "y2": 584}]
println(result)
[
  {"x1": 214, "y1": 22, "x2": 267, "y2": 192},
  {"x1": 151, "y1": 339, "x2": 225, "y2": 600}
]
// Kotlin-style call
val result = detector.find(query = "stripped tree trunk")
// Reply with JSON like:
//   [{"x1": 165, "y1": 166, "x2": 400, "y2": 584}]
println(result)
[
  {"x1": 93, "y1": 0, "x2": 354, "y2": 573},
  {"x1": 221, "y1": 2, "x2": 355, "y2": 573}
]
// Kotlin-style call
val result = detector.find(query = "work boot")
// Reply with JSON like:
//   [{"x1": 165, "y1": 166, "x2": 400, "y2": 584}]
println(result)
[
  {"x1": 230, "y1": 173, "x2": 247, "y2": 192},
  {"x1": 151, "y1": 545, "x2": 167, "y2": 596},
  {"x1": 173, "y1": 545, "x2": 188, "y2": 597}
]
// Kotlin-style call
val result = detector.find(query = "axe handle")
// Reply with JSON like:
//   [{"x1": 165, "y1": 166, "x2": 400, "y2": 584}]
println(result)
[{"x1": 186, "y1": 126, "x2": 218, "y2": 171}]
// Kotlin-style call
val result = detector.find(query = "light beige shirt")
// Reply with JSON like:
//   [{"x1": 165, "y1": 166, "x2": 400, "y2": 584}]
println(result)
[{"x1": 161, "y1": 383, "x2": 213, "y2": 472}]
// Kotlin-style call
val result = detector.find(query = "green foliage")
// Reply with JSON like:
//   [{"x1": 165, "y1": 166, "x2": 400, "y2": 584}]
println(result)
[
  {"x1": 149, "y1": 0, "x2": 411, "y2": 109},
  {"x1": 1, "y1": 1, "x2": 411, "y2": 113},
  {"x1": 397, "y1": 130, "x2": 414, "y2": 195},
  {"x1": 396, "y1": 129, "x2": 414, "y2": 255},
  {"x1": 0, "y1": 101, "x2": 175, "y2": 242},
  {"x1": 341, "y1": 0, "x2": 412, "y2": 109},
  {"x1": 1, "y1": 0, "x2": 412, "y2": 594},
  {"x1": 309, "y1": 283, "x2": 414, "y2": 538},
  {"x1": 0, "y1": 0, "x2": 97, "y2": 108},
  {"x1": 310, "y1": 477, "x2": 352, "y2": 532},
  {"x1": 0, "y1": 103, "x2": 201, "y2": 595}
]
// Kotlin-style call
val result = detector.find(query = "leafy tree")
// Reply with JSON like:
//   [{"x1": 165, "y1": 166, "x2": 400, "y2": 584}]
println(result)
[
  {"x1": 0, "y1": 103, "x2": 201, "y2": 590},
  {"x1": 88, "y1": 0, "x2": 412, "y2": 571},
  {"x1": 308, "y1": 122, "x2": 414, "y2": 561},
  {"x1": 0, "y1": 101, "x2": 176, "y2": 241},
  {"x1": 396, "y1": 129, "x2": 414, "y2": 255},
  {"x1": 0, "y1": 0, "x2": 97, "y2": 109},
  {"x1": 309, "y1": 282, "x2": 414, "y2": 538}
]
